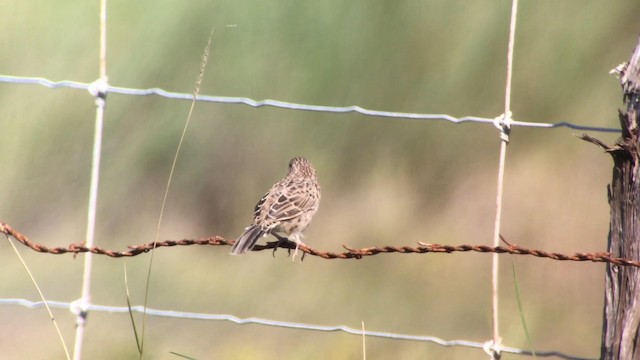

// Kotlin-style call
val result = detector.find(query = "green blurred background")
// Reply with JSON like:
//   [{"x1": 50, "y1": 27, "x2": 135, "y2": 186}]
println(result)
[{"x1": 1, "y1": 1, "x2": 639, "y2": 359}]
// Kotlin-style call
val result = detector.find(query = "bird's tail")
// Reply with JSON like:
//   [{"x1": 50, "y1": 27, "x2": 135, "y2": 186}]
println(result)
[{"x1": 231, "y1": 225, "x2": 266, "y2": 255}]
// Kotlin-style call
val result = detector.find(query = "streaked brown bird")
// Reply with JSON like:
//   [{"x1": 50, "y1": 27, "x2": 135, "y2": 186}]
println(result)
[{"x1": 231, "y1": 157, "x2": 321, "y2": 259}]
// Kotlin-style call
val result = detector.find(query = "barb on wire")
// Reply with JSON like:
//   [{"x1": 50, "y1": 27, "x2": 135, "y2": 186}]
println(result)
[
  {"x1": 0, "y1": 75, "x2": 620, "y2": 133},
  {"x1": 1, "y1": 221, "x2": 637, "y2": 267},
  {"x1": 0, "y1": 298, "x2": 594, "y2": 360}
]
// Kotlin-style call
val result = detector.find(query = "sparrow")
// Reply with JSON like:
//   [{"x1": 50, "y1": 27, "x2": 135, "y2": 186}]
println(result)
[{"x1": 231, "y1": 157, "x2": 321, "y2": 260}]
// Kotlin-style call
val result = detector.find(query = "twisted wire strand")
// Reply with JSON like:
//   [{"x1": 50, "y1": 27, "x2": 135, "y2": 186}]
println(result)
[{"x1": 1, "y1": 222, "x2": 634, "y2": 267}]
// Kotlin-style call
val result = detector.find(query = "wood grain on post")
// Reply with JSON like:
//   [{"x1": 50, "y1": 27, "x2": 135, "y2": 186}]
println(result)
[{"x1": 582, "y1": 36, "x2": 640, "y2": 359}]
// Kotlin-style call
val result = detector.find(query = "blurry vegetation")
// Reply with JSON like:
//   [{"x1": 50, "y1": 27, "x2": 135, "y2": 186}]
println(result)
[{"x1": 1, "y1": 1, "x2": 639, "y2": 359}]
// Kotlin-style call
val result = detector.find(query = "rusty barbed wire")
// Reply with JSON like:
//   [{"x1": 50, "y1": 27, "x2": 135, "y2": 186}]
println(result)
[{"x1": 2, "y1": 221, "x2": 638, "y2": 267}]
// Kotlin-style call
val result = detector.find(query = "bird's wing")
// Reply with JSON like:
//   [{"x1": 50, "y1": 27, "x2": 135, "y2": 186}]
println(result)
[{"x1": 266, "y1": 179, "x2": 318, "y2": 222}]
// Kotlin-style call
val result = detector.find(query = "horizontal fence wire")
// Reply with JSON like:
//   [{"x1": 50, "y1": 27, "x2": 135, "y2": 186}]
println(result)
[
  {"x1": 0, "y1": 74, "x2": 620, "y2": 133},
  {"x1": 1, "y1": 221, "x2": 639, "y2": 267},
  {"x1": 0, "y1": 298, "x2": 594, "y2": 360}
]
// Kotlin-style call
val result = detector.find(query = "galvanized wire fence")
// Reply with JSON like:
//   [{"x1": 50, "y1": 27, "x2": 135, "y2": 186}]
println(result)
[
  {"x1": 0, "y1": 74, "x2": 620, "y2": 133},
  {"x1": 0, "y1": 1, "x2": 621, "y2": 359}
]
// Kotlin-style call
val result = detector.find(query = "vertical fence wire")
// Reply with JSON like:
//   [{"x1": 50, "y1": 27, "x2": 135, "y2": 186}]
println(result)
[
  {"x1": 490, "y1": 0, "x2": 519, "y2": 358},
  {"x1": 72, "y1": 0, "x2": 108, "y2": 359}
]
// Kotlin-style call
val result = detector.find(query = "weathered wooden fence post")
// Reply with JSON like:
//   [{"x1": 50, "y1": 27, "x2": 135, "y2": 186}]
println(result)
[{"x1": 582, "y1": 36, "x2": 640, "y2": 359}]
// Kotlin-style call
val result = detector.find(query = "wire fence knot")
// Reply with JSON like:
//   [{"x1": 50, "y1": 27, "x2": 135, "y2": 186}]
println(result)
[
  {"x1": 69, "y1": 297, "x2": 90, "y2": 325},
  {"x1": 88, "y1": 77, "x2": 109, "y2": 104},
  {"x1": 493, "y1": 111, "x2": 513, "y2": 143},
  {"x1": 483, "y1": 338, "x2": 503, "y2": 359}
]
